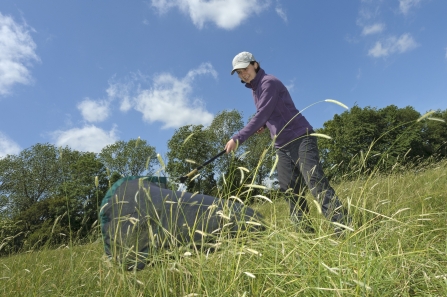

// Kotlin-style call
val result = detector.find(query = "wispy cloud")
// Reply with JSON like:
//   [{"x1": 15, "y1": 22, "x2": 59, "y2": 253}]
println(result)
[
  {"x1": 368, "y1": 33, "x2": 418, "y2": 58},
  {"x1": 77, "y1": 98, "x2": 111, "y2": 122},
  {"x1": 399, "y1": 0, "x2": 422, "y2": 15},
  {"x1": 0, "y1": 13, "x2": 39, "y2": 96},
  {"x1": 275, "y1": 1, "x2": 287, "y2": 22},
  {"x1": 284, "y1": 78, "x2": 295, "y2": 92},
  {"x1": 52, "y1": 125, "x2": 118, "y2": 153},
  {"x1": 106, "y1": 79, "x2": 135, "y2": 112},
  {"x1": 369, "y1": 33, "x2": 419, "y2": 58},
  {"x1": 356, "y1": 68, "x2": 362, "y2": 80},
  {"x1": 150, "y1": 0, "x2": 270, "y2": 30},
  {"x1": 0, "y1": 131, "x2": 21, "y2": 158},
  {"x1": 361, "y1": 23, "x2": 385, "y2": 36},
  {"x1": 355, "y1": 1, "x2": 425, "y2": 58}
]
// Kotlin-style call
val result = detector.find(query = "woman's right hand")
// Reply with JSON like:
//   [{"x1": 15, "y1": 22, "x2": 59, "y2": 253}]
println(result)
[{"x1": 225, "y1": 139, "x2": 238, "y2": 153}]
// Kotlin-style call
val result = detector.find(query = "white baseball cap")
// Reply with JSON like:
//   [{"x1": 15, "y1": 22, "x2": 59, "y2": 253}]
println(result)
[{"x1": 231, "y1": 51, "x2": 256, "y2": 75}]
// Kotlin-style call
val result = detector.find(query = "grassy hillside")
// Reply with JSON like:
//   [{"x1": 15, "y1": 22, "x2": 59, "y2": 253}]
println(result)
[{"x1": 1, "y1": 159, "x2": 446, "y2": 296}]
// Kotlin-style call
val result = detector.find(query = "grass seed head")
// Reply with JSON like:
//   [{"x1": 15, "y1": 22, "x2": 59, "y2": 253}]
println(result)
[
  {"x1": 183, "y1": 132, "x2": 195, "y2": 144},
  {"x1": 269, "y1": 154, "x2": 279, "y2": 177},
  {"x1": 185, "y1": 159, "x2": 198, "y2": 164},
  {"x1": 229, "y1": 196, "x2": 244, "y2": 204},
  {"x1": 312, "y1": 199, "x2": 323, "y2": 214},
  {"x1": 417, "y1": 110, "x2": 435, "y2": 122},
  {"x1": 244, "y1": 184, "x2": 267, "y2": 190},
  {"x1": 145, "y1": 156, "x2": 151, "y2": 170},
  {"x1": 332, "y1": 222, "x2": 354, "y2": 232},
  {"x1": 243, "y1": 271, "x2": 256, "y2": 278},
  {"x1": 244, "y1": 247, "x2": 261, "y2": 256},
  {"x1": 324, "y1": 99, "x2": 349, "y2": 109},
  {"x1": 428, "y1": 117, "x2": 445, "y2": 122},
  {"x1": 216, "y1": 210, "x2": 230, "y2": 220},
  {"x1": 195, "y1": 230, "x2": 208, "y2": 237},
  {"x1": 310, "y1": 133, "x2": 332, "y2": 140},
  {"x1": 252, "y1": 195, "x2": 273, "y2": 203},
  {"x1": 245, "y1": 221, "x2": 262, "y2": 226},
  {"x1": 157, "y1": 153, "x2": 165, "y2": 170}
]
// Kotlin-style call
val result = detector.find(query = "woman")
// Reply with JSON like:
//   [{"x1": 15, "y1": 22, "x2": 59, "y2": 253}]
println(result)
[{"x1": 225, "y1": 51, "x2": 348, "y2": 230}]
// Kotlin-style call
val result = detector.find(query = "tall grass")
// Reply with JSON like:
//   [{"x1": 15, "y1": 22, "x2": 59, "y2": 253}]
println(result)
[{"x1": 1, "y1": 157, "x2": 446, "y2": 296}]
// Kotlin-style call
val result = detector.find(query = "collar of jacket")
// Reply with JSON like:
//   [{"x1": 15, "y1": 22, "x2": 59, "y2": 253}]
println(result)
[{"x1": 244, "y1": 68, "x2": 265, "y2": 90}]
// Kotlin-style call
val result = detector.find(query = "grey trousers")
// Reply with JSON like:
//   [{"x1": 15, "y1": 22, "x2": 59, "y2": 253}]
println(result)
[{"x1": 276, "y1": 134, "x2": 345, "y2": 223}]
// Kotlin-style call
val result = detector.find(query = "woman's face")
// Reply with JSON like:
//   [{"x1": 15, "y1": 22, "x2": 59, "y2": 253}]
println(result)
[{"x1": 236, "y1": 63, "x2": 258, "y2": 83}]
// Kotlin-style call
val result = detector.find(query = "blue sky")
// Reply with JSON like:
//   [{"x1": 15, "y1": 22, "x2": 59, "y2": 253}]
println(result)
[{"x1": 1, "y1": 0, "x2": 446, "y2": 158}]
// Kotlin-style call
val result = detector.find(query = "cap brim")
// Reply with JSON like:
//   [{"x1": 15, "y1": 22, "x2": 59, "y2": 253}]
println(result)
[{"x1": 231, "y1": 62, "x2": 250, "y2": 75}]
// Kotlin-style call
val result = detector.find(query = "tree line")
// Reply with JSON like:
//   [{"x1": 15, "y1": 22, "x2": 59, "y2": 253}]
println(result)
[
  {"x1": 1, "y1": 105, "x2": 445, "y2": 255},
  {"x1": 316, "y1": 105, "x2": 447, "y2": 181}
]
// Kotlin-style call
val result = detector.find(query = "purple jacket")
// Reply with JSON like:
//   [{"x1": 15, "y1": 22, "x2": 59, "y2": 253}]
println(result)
[{"x1": 232, "y1": 68, "x2": 313, "y2": 148}]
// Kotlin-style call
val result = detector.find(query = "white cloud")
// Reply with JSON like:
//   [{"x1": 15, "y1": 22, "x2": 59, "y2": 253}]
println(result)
[
  {"x1": 151, "y1": 0, "x2": 270, "y2": 29},
  {"x1": 106, "y1": 80, "x2": 134, "y2": 112},
  {"x1": 284, "y1": 78, "x2": 295, "y2": 92},
  {"x1": 368, "y1": 33, "x2": 418, "y2": 58},
  {"x1": 0, "y1": 12, "x2": 39, "y2": 96},
  {"x1": 445, "y1": 47, "x2": 447, "y2": 59},
  {"x1": 361, "y1": 23, "x2": 385, "y2": 36},
  {"x1": 399, "y1": 0, "x2": 422, "y2": 15},
  {"x1": 275, "y1": 1, "x2": 287, "y2": 22},
  {"x1": 52, "y1": 125, "x2": 118, "y2": 153},
  {"x1": 356, "y1": 3, "x2": 381, "y2": 26},
  {"x1": 133, "y1": 63, "x2": 216, "y2": 129},
  {"x1": 107, "y1": 63, "x2": 216, "y2": 129},
  {"x1": 0, "y1": 132, "x2": 21, "y2": 158},
  {"x1": 77, "y1": 98, "x2": 111, "y2": 122}
]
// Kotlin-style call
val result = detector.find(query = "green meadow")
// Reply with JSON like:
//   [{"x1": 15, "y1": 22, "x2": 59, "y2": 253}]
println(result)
[{"x1": 1, "y1": 158, "x2": 446, "y2": 297}]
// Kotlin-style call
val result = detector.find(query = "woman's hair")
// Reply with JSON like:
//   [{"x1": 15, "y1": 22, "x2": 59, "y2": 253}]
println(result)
[{"x1": 250, "y1": 61, "x2": 260, "y2": 73}]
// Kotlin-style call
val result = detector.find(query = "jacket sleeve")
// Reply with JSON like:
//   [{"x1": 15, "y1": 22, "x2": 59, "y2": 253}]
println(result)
[{"x1": 232, "y1": 79, "x2": 278, "y2": 144}]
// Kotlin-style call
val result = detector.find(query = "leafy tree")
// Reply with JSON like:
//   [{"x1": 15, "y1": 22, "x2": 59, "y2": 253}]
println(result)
[
  {"x1": 207, "y1": 110, "x2": 244, "y2": 175},
  {"x1": 316, "y1": 105, "x2": 443, "y2": 179},
  {"x1": 0, "y1": 144, "x2": 109, "y2": 252},
  {"x1": 166, "y1": 124, "x2": 216, "y2": 194},
  {"x1": 166, "y1": 109, "x2": 283, "y2": 197},
  {"x1": 240, "y1": 115, "x2": 275, "y2": 186},
  {"x1": 14, "y1": 196, "x2": 78, "y2": 250},
  {"x1": 422, "y1": 109, "x2": 447, "y2": 157},
  {"x1": 99, "y1": 138, "x2": 157, "y2": 177},
  {"x1": 0, "y1": 143, "x2": 61, "y2": 216},
  {"x1": 316, "y1": 105, "x2": 382, "y2": 177},
  {"x1": 375, "y1": 105, "x2": 426, "y2": 164},
  {"x1": 0, "y1": 216, "x2": 23, "y2": 255},
  {"x1": 166, "y1": 110, "x2": 245, "y2": 195},
  {"x1": 56, "y1": 150, "x2": 108, "y2": 238}
]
